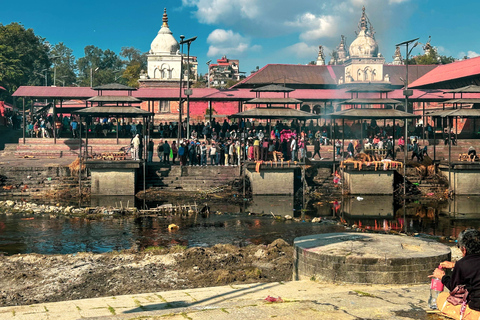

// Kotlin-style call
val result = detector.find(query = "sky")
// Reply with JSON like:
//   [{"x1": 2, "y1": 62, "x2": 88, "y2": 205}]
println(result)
[{"x1": 3, "y1": 0, "x2": 480, "y2": 76}]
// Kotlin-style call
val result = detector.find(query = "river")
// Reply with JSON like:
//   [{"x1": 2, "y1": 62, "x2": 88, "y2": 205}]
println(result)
[{"x1": 0, "y1": 195, "x2": 479, "y2": 255}]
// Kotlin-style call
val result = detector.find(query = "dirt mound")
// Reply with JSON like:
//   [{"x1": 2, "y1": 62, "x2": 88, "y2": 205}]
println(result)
[{"x1": 0, "y1": 240, "x2": 293, "y2": 307}]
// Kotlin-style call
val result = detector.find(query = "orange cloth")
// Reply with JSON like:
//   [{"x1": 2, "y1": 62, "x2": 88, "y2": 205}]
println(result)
[{"x1": 437, "y1": 291, "x2": 480, "y2": 320}]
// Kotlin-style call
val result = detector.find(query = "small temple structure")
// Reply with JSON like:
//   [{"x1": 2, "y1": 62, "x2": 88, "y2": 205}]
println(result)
[{"x1": 138, "y1": 8, "x2": 198, "y2": 88}]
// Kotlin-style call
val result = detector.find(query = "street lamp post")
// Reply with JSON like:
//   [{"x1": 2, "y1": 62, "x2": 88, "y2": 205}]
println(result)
[
  {"x1": 177, "y1": 35, "x2": 185, "y2": 143},
  {"x1": 49, "y1": 55, "x2": 60, "y2": 86},
  {"x1": 90, "y1": 67, "x2": 99, "y2": 87},
  {"x1": 180, "y1": 36, "x2": 197, "y2": 139},
  {"x1": 395, "y1": 37, "x2": 419, "y2": 212},
  {"x1": 206, "y1": 60, "x2": 212, "y2": 88}
]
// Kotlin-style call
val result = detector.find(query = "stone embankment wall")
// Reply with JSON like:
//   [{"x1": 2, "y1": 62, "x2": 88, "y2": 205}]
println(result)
[{"x1": 0, "y1": 165, "x2": 85, "y2": 198}]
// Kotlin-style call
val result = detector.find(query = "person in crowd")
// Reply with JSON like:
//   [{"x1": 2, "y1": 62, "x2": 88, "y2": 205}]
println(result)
[
  {"x1": 147, "y1": 139, "x2": 154, "y2": 163},
  {"x1": 131, "y1": 134, "x2": 141, "y2": 160},
  {"x1": 157, "y1": 139, "x2": 164, "y2": 163},
  {"x1": 347, "y1": 140, "x2": 354, "y2": 158},
  {"x1": 200, "y1": 142, "x2": 207, "y2": 166},
  {"x1": 398, "y1": 136, "x2": 405, "y2": 151},
  {"x1": 468, "y1": 146, "x2": 477, "y2": 162},
  {"x1": 335, "y1": 139, "x2": 342, "y2": 158},
  {"x1": 312, "y1": 136, "x2": 323, "y2": 160},
  {"x1": 163, "y1": 140, "x2": 170, "y2": 164},
  {"x1": 209, "y1": 143, "x2": 217, "y2": 165},
  {"x1": 431, "y1": 229, "x2": 480, "y2": 319},
  {"x1": 411, "y1": 139, "x2": 423, "y2": 162},
  {"x1": 171, "y1": 141, "x2": 178, "y2": 165}
]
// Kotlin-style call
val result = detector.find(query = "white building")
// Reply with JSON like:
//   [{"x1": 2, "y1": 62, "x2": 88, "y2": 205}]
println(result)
[{"x1": 139, "y1": 8, "x2": 198, "y2": 88}]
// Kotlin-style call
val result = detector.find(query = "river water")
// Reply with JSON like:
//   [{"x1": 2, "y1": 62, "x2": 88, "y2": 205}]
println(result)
[{"x1": 0, "y1": 195, "x2": 479, "y2": 255}]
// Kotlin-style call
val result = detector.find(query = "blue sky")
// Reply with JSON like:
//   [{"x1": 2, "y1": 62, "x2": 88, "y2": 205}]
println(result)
[{"x1": 3, "y1": 0, "x2": 480, "y2": 76}]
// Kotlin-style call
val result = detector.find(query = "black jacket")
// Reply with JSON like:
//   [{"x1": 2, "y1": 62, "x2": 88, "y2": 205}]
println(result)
[{"x1": 442, "y1": 254, "x2": 480, "y2": 311}]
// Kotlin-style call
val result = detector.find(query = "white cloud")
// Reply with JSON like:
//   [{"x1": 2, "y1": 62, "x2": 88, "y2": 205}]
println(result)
[
  {"x1": 283, "y1": 42, "x2": 320, "y2": 59},
  {"x1": 458, "y1": 51, "x2": 480, "y2": 59},
  {"x1": 206, "y1": 29, "x2": 260, "y2": 57},
  {"x1": 184, "y1": 0, "x2": 414, "y2": 65},
  {"x1": 286, "y1": 13, "x2": 338, "y2": 41}
]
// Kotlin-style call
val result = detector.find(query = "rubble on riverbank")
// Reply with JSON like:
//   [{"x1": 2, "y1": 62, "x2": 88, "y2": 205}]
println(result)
[{"x1": 0, "y1": 239, "x2": 293, "y2": 307}]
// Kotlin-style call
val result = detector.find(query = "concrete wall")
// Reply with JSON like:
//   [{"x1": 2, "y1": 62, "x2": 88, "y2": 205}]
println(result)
[
  {"x1": 87, "y1": 162, "x2": 140, "y2": 196},
  {"x1": 344, "y1": 170, "x2": 394, "y2": 194},
  {"x1": 246, "y1": 168, "x2": 296, "y2": 195},
  {"x1": 442, "y1": 165, "x2": 480, "y2": 195}
]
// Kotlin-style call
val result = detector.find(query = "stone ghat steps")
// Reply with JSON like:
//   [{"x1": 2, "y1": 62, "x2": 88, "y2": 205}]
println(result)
[{"x1": 142, "y1": 165, "x2": 239, "y2": 191}]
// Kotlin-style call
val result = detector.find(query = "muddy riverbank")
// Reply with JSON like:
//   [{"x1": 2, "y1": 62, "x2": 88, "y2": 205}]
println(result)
[{"x1": 0, "y1": 239, "x2": 293, "y2": 307}]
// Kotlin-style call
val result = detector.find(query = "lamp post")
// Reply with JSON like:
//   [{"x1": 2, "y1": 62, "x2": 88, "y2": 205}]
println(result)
[
  {"x1": 206, "y1": 60, "x2": 212, "y2": 88},
  {"x1": 395, "y1": 37, "x2": 419, "y2": 216},
  {"x1": 49, "y1": 55, "x2": 61, "y2": 86},
  {"x1": 180, "y1": 36, "x2": 197, "y2": 139},
  {"x1": 177, "y1": 35, "x2": 185, "y2": 143},
  {"x1": 90, "y1": 67, "x2": 99, "y2": 87}
]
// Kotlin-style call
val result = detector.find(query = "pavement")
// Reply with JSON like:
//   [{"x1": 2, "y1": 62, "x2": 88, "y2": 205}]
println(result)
[{"x1": 0, "y1": 280, "x2": 443, "y2": 320}]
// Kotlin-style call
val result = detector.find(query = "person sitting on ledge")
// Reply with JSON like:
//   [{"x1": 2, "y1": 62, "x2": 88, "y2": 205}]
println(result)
[
  {"x1": 430, "y1": 229, "x2": 480, "y2": 320},
  {"x1": 468, "y1": 146, "x2": 477, "y2": 162}
]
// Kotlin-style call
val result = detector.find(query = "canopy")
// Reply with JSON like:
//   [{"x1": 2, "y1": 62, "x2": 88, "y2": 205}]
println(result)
[
  {"x1": 339, "y1": 98, "x2": 402, "y2": 105},
  {"x1": 229, "y1": 107, "x2": 319, "y2": 120},
  {"x1": 87, "y1": 96, "x2": 142, "y2": 103},
  {"x1": 329, "y1": 108, "x2": 420, "y2": 120},
  {"x1": 244, "y1": 97, "x2": 303, "y2": 105},
  {"x1": 426, "y1": 108, "x2": 480, "y2": 118},
  {"x1": 443, "y1": 99, "x2": 480, "y2": 104},
  {"x1": 73, "y1": 106, "x2": 153, "y2": 117}
]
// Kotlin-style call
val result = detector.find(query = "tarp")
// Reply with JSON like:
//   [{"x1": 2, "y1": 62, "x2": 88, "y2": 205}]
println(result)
[{"x1": 329, "y1": 108, "x2": 420, "y2": 119}]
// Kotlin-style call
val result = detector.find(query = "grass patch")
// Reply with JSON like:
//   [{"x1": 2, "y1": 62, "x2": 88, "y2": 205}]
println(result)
[
  {"x1": 353, "y1": 290, "x2": 378, "y2": 298},
  {"x1": 44, "y1": 306, "x2": 49, "y2": 312},
  {"x1": 180, "y1": 312, "x2": 192, "y2": 319},
  {"x1": 76, "y1": 305, "x2": 81, "y2": 311},
  {"x1": 170, "y1": 245, "x2": 187, "y2": 253},
  {"x1": 245, "y1": 267, "x2": 262, "y2": 278},
  {"x1": 144, "y1": 246, "x2": 167, "y2": 254},
  {"x1": 108, "y1": 305, "x2": 116, "y2": 315},
  {"x1": 184, "y1": 292, "x2": 197, "y2": 302},
  {"x1": 155, "y1": 294, "x2": 167, "y2": 302},
  {"x1": 220, "y1": 308, "x2": 229, "y2": 314},
  {"x1": 133, "y1": 299, "x2": 147, "y2": 311}
]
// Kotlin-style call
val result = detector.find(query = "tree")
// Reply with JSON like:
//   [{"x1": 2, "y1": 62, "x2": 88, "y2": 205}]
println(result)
[
  {"x1": 76, "y1": 45, "x2": 124, "y2": 87},
  {"x1": 0, "y1": 23, "x2": 50, "y2": 102},
  {"x1": 408, "y1": 48, "x2": 455, "y2": 65},
  {"x1": 120, "y1": 47, "x2": 147, "y2": 87},
  {"x1": 49, "y1": 42, "x2": 77, "y2": 87}
]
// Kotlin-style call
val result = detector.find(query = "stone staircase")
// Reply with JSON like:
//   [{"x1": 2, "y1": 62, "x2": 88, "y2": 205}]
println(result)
[
  {"x1": 0, "y1": 165, "x2": 88, "y2": 198},
  {"x1": 142, "y1": 164, "x2": 240, "y2": 192}
]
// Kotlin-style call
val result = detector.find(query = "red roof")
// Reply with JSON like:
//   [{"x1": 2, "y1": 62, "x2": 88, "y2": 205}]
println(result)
[
  {"x1": 409, "y1": 57, "x2": 480, "y2": 89},
  {"x1": 13, "y1": 86, "x2": 480, "y2": 102}
]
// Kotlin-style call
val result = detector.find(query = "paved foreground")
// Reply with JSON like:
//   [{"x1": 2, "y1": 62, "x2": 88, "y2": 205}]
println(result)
[{"x1": 0, "y1": 281, "x2": 442, "y2": 320}]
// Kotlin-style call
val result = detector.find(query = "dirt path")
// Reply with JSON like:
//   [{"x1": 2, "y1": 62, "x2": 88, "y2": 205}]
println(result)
[{"x1": 0, "y1": 239, "x2": 292, "y2": 307}]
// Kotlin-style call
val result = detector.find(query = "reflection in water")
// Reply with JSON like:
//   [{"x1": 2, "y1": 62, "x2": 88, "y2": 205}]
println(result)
[{"x1": 2, "y1": 195, "x2": 480, "y2": 255}]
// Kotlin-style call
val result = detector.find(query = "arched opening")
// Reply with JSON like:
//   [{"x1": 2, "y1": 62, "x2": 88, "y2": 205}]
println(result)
[
  {"x1": 300, "y1": 104, "x2": 311, "y2": 112},
  {"x1": 313, "y1": 104, "x2": 322, "y2": 115},
  {"x1": 357, "y1": 69, "x2": 363, "y2": 81}
]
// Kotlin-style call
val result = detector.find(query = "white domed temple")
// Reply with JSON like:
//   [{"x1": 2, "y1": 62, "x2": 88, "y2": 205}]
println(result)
[{"x1": 139, "y1": 8, "x2": 198, "y2": 88}]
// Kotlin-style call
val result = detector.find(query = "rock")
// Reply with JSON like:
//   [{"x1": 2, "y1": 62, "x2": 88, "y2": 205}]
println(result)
[
  {"x1": 254, "y1": 249, "x2": 266, "y2": 258},
  {"x1": 312, "y1": 217, "x2": 322, "y2": 223}
]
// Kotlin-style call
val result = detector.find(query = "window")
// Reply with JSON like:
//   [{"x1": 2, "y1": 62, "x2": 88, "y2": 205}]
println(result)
[{"x1": 158, "y1": 100, "x2": 170, "y2": 113}]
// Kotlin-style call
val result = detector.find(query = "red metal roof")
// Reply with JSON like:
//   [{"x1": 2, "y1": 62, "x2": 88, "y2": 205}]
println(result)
[
  {"x1": 409, "y1": 57, "x2": 480, "y2": 89},
  {"x1": 13, "y1": 86, "x2": 480, "y2": 102}
]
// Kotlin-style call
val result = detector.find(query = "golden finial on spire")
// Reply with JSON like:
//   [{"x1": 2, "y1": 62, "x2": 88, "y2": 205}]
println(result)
[{"x1": 162, "y1": 8, "x2": 169, "y2": 27}]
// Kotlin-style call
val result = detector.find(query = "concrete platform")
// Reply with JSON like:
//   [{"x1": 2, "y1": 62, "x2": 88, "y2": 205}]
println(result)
[
  {"x1": 0, "y1": 280, "x2": 441, "y2": 320},
  {"x1": 293, "y1": 233, "x2": 451, "y2": 284}
]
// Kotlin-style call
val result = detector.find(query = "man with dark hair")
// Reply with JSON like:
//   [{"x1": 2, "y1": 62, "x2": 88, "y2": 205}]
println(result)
[{"x1": 431, "y1": 229, "x2": 480, "y2": 318}]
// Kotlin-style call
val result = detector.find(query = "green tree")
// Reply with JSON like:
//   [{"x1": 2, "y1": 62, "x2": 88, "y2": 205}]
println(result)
[
  {"x1": 76, "y1": 45, "x2": 124, "y2": 87},
  {"x1": 120, "y1": 47, "x2": 147, "y2": 87},
  {"x1": 0, "y1": 23, "x2": 50, "y2": 101},
  {"x1": 408, "y1": 48, "x2": 455, "y2": 65},
  {"x1": 49, "y1": 42, "x2": 77, "y2": 86}
]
